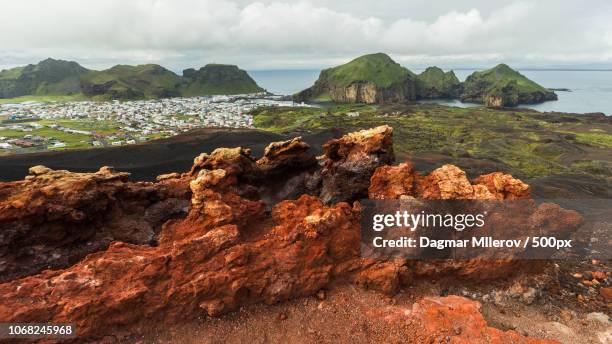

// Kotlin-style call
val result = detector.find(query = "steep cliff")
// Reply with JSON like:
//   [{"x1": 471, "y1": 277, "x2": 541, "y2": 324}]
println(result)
[
  {"x1": 461, "y1": 64, "x2": 558, "y2": 107},
  {"x1": 294, "y1": 53, "x2": 416, "y2": 104}
]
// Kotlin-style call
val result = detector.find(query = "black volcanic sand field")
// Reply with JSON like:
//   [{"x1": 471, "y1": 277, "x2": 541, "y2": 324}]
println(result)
[
  {"x1": 0, "y1": 127, "x2": 609, "y2": 198},
  {"x1": 0, "y1": 128, "x2": 338, "y2": 181}
]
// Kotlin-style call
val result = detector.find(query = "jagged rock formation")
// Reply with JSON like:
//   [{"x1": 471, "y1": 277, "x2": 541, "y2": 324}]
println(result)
[
  {"x1": 319, "y1": 125, "x2": 394, "y2": 203},
  {"x1": 294, "y1": 53, "x2": 416, "y2": 104},
  {"x1": 0, "y1": 126, "x2": 581, "y2": 342},
  {"x1": 415, "y1": 66, "x2": 462, "y2": 99},
  {"x1": 0, "y1": 58, "x2": 89, "y2": 98},
  {"x1": 461, "y1": 64, "x2": 558, "y2": 107},
  {"x1": 0, "y1": 166, "x2": 189, "y2": 282}
]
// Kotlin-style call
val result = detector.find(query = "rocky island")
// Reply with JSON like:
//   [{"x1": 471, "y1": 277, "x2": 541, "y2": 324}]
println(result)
[
  {"x1": 461, "y1": 63, "x2": 558, "y2": 107},
  {"x1": 294, "y1": 53, "x2": 417, "y2": 104},
  {"x1": 295, "y1": 53, "x2": 558, "y2": 108},
  {"x1": 0, "y1": 59, "x2": 264, "y2": 101},
  {"x1": 415, "y1": 66, "x2": 462, "y2": 99}
]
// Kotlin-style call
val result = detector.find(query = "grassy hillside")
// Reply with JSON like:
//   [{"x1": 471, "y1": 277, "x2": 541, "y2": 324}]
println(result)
[
  {"x1": 80, "y1": 64, "x2": 182, "y2": 100},
  {"x1": 416, "y1": 67, "x2": 461, "y2": 99},
  {"x1": 0, "y1": 58, "x2": 89, "y2": 98},
  {"x1": 322, "y1": 53, "x2": 414, "y2": 87},
  {"x1": 461, "y1": 64, "x2": 557, "y2": 106},
  {"x1": 294, "y1": 53, "x2": 417, "y2": 104},
  {"x1": 0, "y1": 59, "x2": 264, "y2": 101},
  {"x1": 180, "y1": 64, "x2": 264, "y2": 96},
  {"x1": 252, "y1": 104, "x2": 611, "y2": 182}
]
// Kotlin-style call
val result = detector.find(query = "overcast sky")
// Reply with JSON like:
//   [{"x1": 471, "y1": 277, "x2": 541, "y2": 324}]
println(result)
[{"x1": 1, "y1": 0, "x2": 611, "y2": 71}]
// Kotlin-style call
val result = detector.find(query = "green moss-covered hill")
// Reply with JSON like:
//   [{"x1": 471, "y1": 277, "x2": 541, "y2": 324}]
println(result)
[
  {"x1": 181, "y1": 64, "x2": 264, "y2": 97},
  {"x1": 80, "y1": 64, "x2": 182, "y2": 100},
  {"x1": 294, "y1": 53, "x2": 417, "y2": 104},
  {"x1": 0, "y1": 58, "x2": 89, "y2": 98},
  {"x1": 0, "y1": 59, "x2": 264, "y2": 101},
  {"x1": 415, "y1": 67, "x2": 461, "y2": 99},
  {"x1": 461, "y1": 64, "x2": 557, "y2": 107}
]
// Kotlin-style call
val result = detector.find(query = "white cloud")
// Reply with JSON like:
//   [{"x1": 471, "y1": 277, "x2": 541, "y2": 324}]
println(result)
[{"x1": 0, "y1": 0, "x2": 610, "y2": 69}]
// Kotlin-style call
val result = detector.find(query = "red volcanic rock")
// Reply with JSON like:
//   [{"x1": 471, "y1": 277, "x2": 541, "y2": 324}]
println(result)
[
  {"x1": 472, "y1": 172, "x2": 531, "y2": 199},
  {"x1": 368, "y1": 162, "x2": 581, "y2": 279},
  {"x1": 372, "y1": 296, "x2": 557, "y2": 343},
  {"x1": 320, "y1": 125, "x2": 394, "y2": 203},
  {"x1": 190, "y1": 147, "x2": 258, "y2": 179},
  {"x1": 256, "y1": 136, "x2": 315, "y2": 175},
  {"x1": 370, "y1": 163, "x2": 530, "y2": 201},
  {"x1": 416, "y1": 164, "x2": 494, "y2": 200},
  {"x1": 0, "y1": 190, "x2": 363, "y2": 339},
  {"x1": 600, "y1": 287, "x2": 612, "y2": 301},
  {"x1": 0, "y1": 166, "x2": 188, "y2": 282},
  {"x1": 368, "y1": 163, "x2": 415, "y2": 199},
  {"x1": 0, "y1": 126, "x2": 584, "y2": 342}
]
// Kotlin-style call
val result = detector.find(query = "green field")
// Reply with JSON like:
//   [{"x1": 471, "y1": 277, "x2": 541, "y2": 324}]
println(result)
[{"x1": 252, "y1": 104, "x2": 612, "y2": 180}]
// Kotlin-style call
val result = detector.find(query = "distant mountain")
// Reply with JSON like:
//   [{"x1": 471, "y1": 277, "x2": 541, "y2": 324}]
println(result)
[
  {"x1": 0, "y1": 58, "x2": 89, "y2": 98},
  {"x1": 0, "y1": 59, "x2": 264, "y2": 100},
  {"x1": 461, "y1": 64, "x2": 557, "y2": 107},
  {"x1": 294, "y1": 53, "x2": 416, "y2": 104},
  {"x1": 415, "y1": 67, "x2": 462, "y2": 99},
  {"x1": 80, "y1": 64, "x2": 182, "y2": 100},
  {"x1": 181, "y1": 64, "x2": 264, "y2": 96}
]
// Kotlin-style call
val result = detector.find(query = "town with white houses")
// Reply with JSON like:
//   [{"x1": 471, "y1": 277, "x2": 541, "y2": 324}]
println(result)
[{"x1": 0, "y1": 94, "x2": 306, "y2": 154}]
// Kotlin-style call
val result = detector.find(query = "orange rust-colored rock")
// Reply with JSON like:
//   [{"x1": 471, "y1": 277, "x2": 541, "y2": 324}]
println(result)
[
  {"x1": 0, "y1": 166, "x2": 188, "y2": 282},
  {"x1": 600, "y1": 287, "x2": 612, "y2": 301},
  {"x1": 415, "y1": 164, "x2": 497, "y2": 200},
  {"x1": 0, "y1": 185, "x2": 362, "y2": 339},
  {"x1": 372, "y1": 296, "x2": 558, "y2": 343},
  {"x1": 369, "y1": 162, "x2": 529, "y2": 201},
  {"x1": 189, "y1": 146, "x2": 258, "y2": 179},
  {"x1": 368, "y1": 162, "x2": 415, "y2": 199},
  {"x1": 472, "y1": 172, "x2": 531, "y2": 199},
  {"x1": 0, "y1": 126, "x2": 583, "y2": 342},
  {"x1": 256, "y1": 136, "x2": 315, "y2": 175}
]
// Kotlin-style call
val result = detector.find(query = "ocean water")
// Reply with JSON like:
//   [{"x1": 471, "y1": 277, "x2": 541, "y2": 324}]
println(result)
[{"x1": 249, "y1": 69, "x2": 612, "y2": 115}]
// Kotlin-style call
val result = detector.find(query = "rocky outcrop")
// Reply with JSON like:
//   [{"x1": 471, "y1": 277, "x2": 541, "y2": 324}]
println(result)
[
  {"x1": 0, "y1": 166, "x2": 189, "y2": 282},
  {"x1": 319, "y1": 125, "x2": 394, "y2": 203},
  {"x1": 0, "y1": 126, "x2": 582, "y2": 341},
  {"x1": 256, "y1": 136, "x2": 315, "y2": 176}
]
